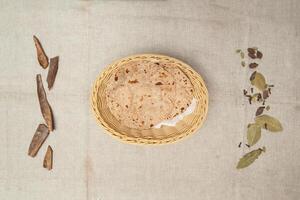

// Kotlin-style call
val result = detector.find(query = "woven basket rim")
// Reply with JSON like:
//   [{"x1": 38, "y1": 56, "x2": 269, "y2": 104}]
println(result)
[{"x1": 91, "y1": 53, "x2": 209, "y2": 145}]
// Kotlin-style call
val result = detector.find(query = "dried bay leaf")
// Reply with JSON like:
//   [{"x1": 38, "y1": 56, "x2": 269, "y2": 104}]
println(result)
[
  {"x1": 255, "y1": 114, "x2": 283, "y2": 132},
  {"x1": 33, "y1": 35, "x2": 49, "y2": 69},
  {"x1": 256, "y1": 106, "x2": 265, "y2": 116},
  {"x1": 247, "y1": 123, "x2": 261, "y2": 146},
  {"x1": 28, "y1": 124, "x2": 49, "y2": 157},
  {"x1": 47, "y1": 56, "x2": 59, "y2": 90},
  {"x1": 43, "y1": 145, "x2": 53, "y2": 170},
  {"x1": 237, "y1": 147, "x2": 265, "y2": 169},
  {"x1": 37, "y1": 74, "x2": 54, "y2": 131},
  {"x1": 250, "y1": 71, "x2": 267, "y2": 91},
  {"x1": 266, "y1": 105, "x2": 270, "y2": 111},
  {"x1": 236, "y1": 49, "x2": 241, "y2": 53}
]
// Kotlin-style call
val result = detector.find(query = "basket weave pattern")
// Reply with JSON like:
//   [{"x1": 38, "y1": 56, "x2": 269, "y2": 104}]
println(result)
[{"x1": 91, "y1": 54, "x2": 208, "y2": 145}]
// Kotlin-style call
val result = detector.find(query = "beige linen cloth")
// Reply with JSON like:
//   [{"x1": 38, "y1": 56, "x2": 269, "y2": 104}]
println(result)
[{"x1": 0, "y1": 0, "x2": 299, "y2": 199}]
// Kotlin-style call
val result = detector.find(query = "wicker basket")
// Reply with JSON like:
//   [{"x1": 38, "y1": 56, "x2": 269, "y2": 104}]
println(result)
[{"x1": 91, "y1": 54, "x2": 208, "y2": 145}]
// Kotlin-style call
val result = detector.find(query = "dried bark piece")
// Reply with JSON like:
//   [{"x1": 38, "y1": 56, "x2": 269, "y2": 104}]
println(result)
[
  {"x1": 43, "y1": 145, "x2": 53, "y2": 170},
  {"x1": 28, "y1": 124, "x2": 49, "y2": 157},
  {"x1": 47, "y1": 56, "x2": 59, "y2": 90},
  {"x1": 37, "y1": 74, "x2": 54, "y2": 131},
  {"x1": 249, "y1": 63, "x2": 258, "y2": 69},
  {"x1": 33, "y1": 35, "x2": 49, "y2": 69}
]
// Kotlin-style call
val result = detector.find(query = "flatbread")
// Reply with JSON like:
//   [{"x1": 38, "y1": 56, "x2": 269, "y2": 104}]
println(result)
[{"x1": 105, "y1": 60, "x2": 193, "y2": 130}]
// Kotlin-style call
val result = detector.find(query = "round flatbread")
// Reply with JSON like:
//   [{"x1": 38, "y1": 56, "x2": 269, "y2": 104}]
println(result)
[{"x1": 105, "y1": 60, "x2": 193, "y2": 130}]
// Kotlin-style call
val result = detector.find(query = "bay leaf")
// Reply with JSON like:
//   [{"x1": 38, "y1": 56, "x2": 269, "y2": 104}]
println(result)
[
  {"x1": 247, "y1": 123, "x2": 261, "y2": 146},
  {"x1": 33, "y1": 35, "x2": 49, "y2": 69},
  {"x1": 236, "y1": 147, "x2": 265, "y2": 169},
  {"x1": 236, "y1": 49, "x2": 241, "y2": 53},
  {"x1": 255, "y1": 114, "x2": 283, "y2": 132},
  {"x1": 43, "y1": 145, "x2": 53, "y2": 170},
  {"x1": 37, "y1": 74, "x2": 54, "y2": 131},
  {"x1": 255, "y1": 106, "x2": 265, "y2": 116},
  {"x1": 250, "y1": 72, "x2": 267, "y2": 91},
  {"x1": 28, "y1": 124, "x2": 49, "y2": 157},
  {"x1": 47, "y1": 56, "x2": 59, "y2": 90}
]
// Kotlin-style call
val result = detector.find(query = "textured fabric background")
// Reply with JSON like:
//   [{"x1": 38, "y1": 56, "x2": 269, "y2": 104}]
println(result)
[{"x1": 0, "y1": 0, "x2": 299, "y2": 199}]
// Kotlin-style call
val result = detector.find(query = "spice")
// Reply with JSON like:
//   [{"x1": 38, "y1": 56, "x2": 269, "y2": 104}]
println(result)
[
  {"x1": 43, "y1": 145, "x2": 53, "y2": 170},
  {"x1": 262, "y1": 90, "x2": 269, "y2": 99},
  {"x1": 256, "y1": 51, "x2": 263, "y2": 59},
  {"x1": 236, "y1": 47, "x2": 283, "y2": 169},
  {"x1": 250, "y1": 72, "x2": 267, "y2": 91},
  {"x1": 240, "y1": 52, "x2": 245, "y2": 59},
  {"x1": 47, "y1": 56, "x2": 59, "y2": 90},
  {"x1": 255, "y1": 115, "x2": 283, "y2": 132},
  {"x1": 247, "y1": 48, "x2": 256, "y2": 54},
  {"x1": 33, "y1": 35, "x2": 49, "y2": 69},
  {"x1": 241, "y1": 61, "x2": 246, "y2": 67},
  {"x1": 238, "y1": 142, "x2": 242, "y2": 148},
  {"x1": 28, "y1": 124, "x2": 49, "y2": 157},
  {"x1": 247, "y1": 123, "x2": 262, "y2": 146},
  {"x1": 236, "y1": 147, "x2": 265, "y2": 169},
  {"x1": 37, "y1": 74, "x2": 54, "y2": 131},
  {"x1": 255, "y1": 106, "x2": 265, "y2": 116},
  {"x1": 249, "y1": 63, "x2": 258, "y2": 69},
  {"x1": 248, "y1": 53, "x2": 256, "y2": 59}
]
